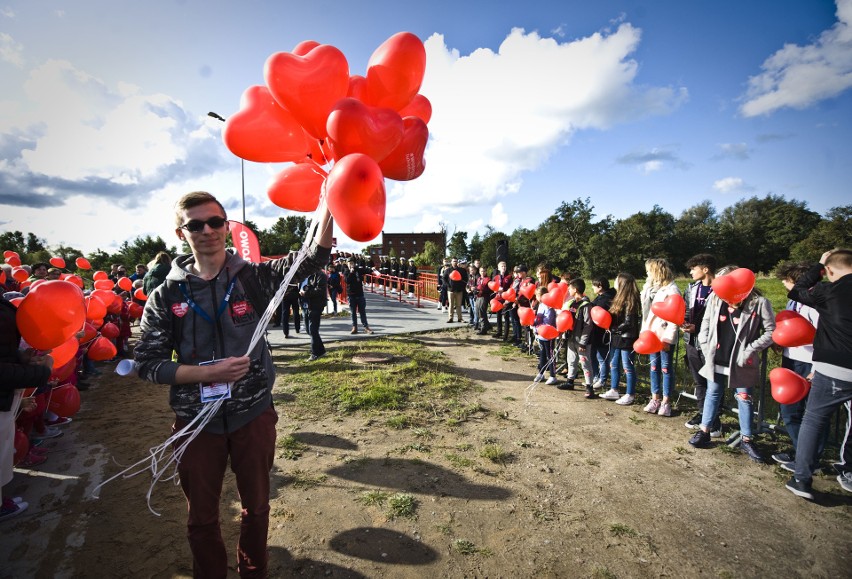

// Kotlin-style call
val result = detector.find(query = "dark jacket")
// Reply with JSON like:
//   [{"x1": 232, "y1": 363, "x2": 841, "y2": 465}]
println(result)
[
  {"x1": 610, "y1": 308, "x2": 639, "y2": 350},
  {"x1": 143, "y1": 262, "x2": 170, "y2": 295},
  {"x1": 300, "y1": 271, "x2": 328, "y2": 310},
  {"x1": 346, "y1": 269, "x2": 365, "y2": 299},
  {"x1": 1, "y1": 297, "x2": 51, "y2": 411},
  {"x1": 444, "y1": 266, "x2": 468, "y2": 293},
  {"x1": 787, "y1": 265, "x2": 852, "y2": 371},
  {"x1": 135, "y1": 243, "x2": 330, "y2": 434},
  {"x1": 591, "y1": 288, "x2": 616, "y2": 347}
]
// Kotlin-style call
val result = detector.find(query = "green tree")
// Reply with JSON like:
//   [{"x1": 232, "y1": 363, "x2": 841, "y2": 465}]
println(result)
[
  {"x1": 790, "y1": 205, "x2": 852, "y2": 261},
  {"x1": 602, "y1": 205, "x2": 676, "y2": 277},
  {"x1": 718, "y1": 195, "x2": 821, "y2": 273},
  {"x1": 447, "y1": 231, "x2": 469, "y2": 261},
  {"x1": 535, "y1": 197, "x2": 609, "y2": 277},
  {"x1": 113, "y1": 235, "x2": 174, "y2": 269},
  {"x1": 479, "y1": 227, "x2": 509, "y2": 271},
  {"x1": 26, "y1": 232, "x2": 47, "y2": 254},
  {"x1": 413, "y1": 240, "x2": 443, "y2": 269},
  {"x1": 0, "y1": 231, "x2": 26, "y2": 256},
  {"x1": 259, "y1": 216, "x2": 310, "y2": 255},
  {"x1": 468, "y1": 232, "x2": 483, "y2": 265},
  {"x1": 670, "y1": 200, "x2": 722, "y2": 271}
]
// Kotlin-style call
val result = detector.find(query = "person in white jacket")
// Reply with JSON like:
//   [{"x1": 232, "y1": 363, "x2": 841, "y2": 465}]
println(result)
[{"x1": 640, "y1": 258, "x2": 681, "y2": 417}]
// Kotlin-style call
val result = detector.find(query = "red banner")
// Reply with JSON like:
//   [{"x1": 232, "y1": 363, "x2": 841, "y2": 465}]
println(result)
[{"x1": 228, "y1": 221, "x2": 261, "y2": 263}]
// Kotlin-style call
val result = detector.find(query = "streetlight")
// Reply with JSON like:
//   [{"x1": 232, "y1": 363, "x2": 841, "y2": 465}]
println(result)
[{"x1": 208, "y1": 111, "x2": 246, "y2": 223}]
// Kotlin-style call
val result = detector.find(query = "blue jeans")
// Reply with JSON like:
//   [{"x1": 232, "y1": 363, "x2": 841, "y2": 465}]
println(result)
[
  {"x1": 794, "y1": 372, "x2": 852, "y2": 483},
  {"x1": 609, "y1": 348, "x2": 636, "y2": 395},
  {"x1": 649, "y1": 348, "x2": 674, "y2": 398},
  {"x1": 779, "y1": 356, "x2": 824, "y2": 453},
  {"x1": 328, "y1": 289, "x2": 339, "y2": 313},
  {"x1": 594, "y1": 344, "x2": 611, "y2": 386},
  {"x1": 537, "y1": 339, "x2": 555, "y2": 377},
  {"x1": 469, "y1": 296, "x2": 478, "y2": 325},
  {"x1": 702, "y1": 373, "x2": 753, "y2": 438},
  {"x1": 349, "y1": 295, "x2": 368, "y2": 328}
]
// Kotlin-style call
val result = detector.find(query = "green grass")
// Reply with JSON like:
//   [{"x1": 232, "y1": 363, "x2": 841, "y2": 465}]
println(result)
[
  {"x1": 355, "y1": 490, "x2": 389, "y2": 507},
  {"x1": 387, "y1": 493, "x2": 418, "y2": 519},
  {"x1": 276, "y1": 434, "x2": 307, "y2": 460},
  {"x1": 274, "y1": 338, "x2": 480, "y2": 423},
  {"x1": 480, "y1": 444, "x2": 513, "y2": 465}
]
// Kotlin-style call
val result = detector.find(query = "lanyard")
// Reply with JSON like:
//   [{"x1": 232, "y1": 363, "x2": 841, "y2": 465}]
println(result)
[{"x1": 179, "y1": 276, "x2": 238, "y2": 324}]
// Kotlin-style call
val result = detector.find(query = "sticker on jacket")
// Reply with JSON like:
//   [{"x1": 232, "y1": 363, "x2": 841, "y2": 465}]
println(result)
[{"x1": 172, "y1": 303, "x2": 189, "y2": 317}]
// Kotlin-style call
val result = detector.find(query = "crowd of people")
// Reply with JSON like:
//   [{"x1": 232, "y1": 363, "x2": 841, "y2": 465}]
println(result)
[
  {"x1": 2, "y1": 195, "x2": 850, "y2": 574},
  {"x1": 1, "y1": 252, "x2": 173, "y2": 522}
]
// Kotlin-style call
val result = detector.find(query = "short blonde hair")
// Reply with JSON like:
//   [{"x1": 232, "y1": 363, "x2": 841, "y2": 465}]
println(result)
[{"x1": 645, "y1": 258, "x2": 674, "y2": 285}]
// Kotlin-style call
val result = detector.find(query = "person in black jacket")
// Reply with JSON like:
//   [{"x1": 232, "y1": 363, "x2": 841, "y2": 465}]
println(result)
[
  {"x1": 346, "y1": 258, "x2": 373, "y2": 334},
  {"x1": 299, "y1": 271, "x2": 328, "y2": 361},
  {"x1": 785, "y1": 249, "x2": 852, "y2": 500},
  {"x1": 406, "y1": 258, "x2": 418, "y2": 297},
  {"x1": 599, "y1": 273, "x2": 641, "y2": 405},
  {"x1": 1, "y1": 295, "x2": 54, "y2": 520},
  {"x1": 443, "y1": 258, "x2": 468, "y2": 323},
  {"x1": 590, "y1": 276, "x2": 617, "y2": 390}
]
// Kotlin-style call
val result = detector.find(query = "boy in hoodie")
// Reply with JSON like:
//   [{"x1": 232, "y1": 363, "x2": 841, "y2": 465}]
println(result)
[
  {"x1": 567, "y1": 278, "x2": 595, "y2": 398},
  {"x1": 785, "y1": 249, "x2": 852, "y2": 500},
  {"x1": 134, "y1": 191, "x2": 332, "y2": 577}
]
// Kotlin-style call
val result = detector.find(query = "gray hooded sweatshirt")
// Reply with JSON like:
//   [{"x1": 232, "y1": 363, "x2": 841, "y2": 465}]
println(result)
[{"x1": 135, "y1": 243, "x2": 330, "y2": 433}]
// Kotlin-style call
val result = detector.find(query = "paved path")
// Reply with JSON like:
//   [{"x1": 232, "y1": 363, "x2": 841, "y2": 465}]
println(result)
[{"x1": 266, "y1": 291, "x2": 473, "y2": 352}]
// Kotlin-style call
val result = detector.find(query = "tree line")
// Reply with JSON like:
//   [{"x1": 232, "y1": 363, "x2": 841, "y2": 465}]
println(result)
[{"x1": 3, "y1": 195, "x2": 849, "y2": 279}]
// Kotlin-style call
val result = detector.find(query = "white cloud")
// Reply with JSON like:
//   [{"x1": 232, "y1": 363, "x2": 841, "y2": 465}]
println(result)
[
  {"x1": 740, "y1": 0, "x2": 852, "y2": 116},
  {"x1": 714, "y1": 142, "x2": 751, "y2": 160},
  {"x1": 712, "y1": 177, "x2": 754, "y2": 194},
  {"x1": 0, "y1": 32, "x2": 23, "y2": 68},
  {"x1": 386, "y1": 26, "x2": 686, "y2": 220},
  {"x1": 465, "y1": 218, "x2": 484, "y2": 231},
  {"x1": 490, "y1": 202, "x2": 509, "y2": 228},
  {"x1": 0, "y1": 7, "x2": 15, "y2": 19}
]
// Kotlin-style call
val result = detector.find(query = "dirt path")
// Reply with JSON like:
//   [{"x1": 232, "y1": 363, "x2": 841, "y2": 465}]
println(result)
[{"x1": 2, "y1": 328, "x2": 850, "y2": 578}]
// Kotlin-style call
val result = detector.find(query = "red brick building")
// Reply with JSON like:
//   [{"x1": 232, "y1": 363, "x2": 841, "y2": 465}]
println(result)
[{"x1": 366, "y1": 231, "x2": 446, "y2": 263}]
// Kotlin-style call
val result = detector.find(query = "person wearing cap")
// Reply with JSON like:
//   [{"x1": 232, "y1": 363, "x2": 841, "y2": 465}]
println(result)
[
  {"x1": 397, "y1": 257, "x2": 408, "y2": 295},
  {"x1": 406, "y1": 258, "x2": 418, "y2": 298}
]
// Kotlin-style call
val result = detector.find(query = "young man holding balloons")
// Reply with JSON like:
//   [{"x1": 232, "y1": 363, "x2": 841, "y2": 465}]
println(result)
[
  {"x1": 134, "y1": 191, "x2": 332, "y2": 577},
  {"x1": 784, "y1": 249, "x2": 852, "y2": 499}
]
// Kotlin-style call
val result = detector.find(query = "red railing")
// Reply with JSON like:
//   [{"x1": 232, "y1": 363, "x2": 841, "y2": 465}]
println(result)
[{"x1": 336, "y1": 272, "x2": 440, "y2": 308}]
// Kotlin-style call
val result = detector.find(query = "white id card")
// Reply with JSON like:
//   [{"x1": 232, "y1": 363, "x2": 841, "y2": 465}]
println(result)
[{"x1": 198, "y1": 359, "x2": 232, "y2": 403}]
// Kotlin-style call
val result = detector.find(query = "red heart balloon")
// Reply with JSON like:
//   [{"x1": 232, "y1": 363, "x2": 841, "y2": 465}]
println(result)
[
  {"x1": 537, "y1": 324, "x2": 559, "y2": 340},
  {"x1": 590, "y1": 306, "x2": 612, "y2": 330},
  {"x1": 633, "y1": 330, "x2": 663, "y2": 355},
  {"x1": 93, "y1": 270, "x2": 108, "y2": 281},
  {"x1": 100, "y1": 321, "x2": 120, "y2": 339},
  {"x1": 347, "y1": 74, "x2": 368, "y2": 101},
  {"x1": 94, "y1": 279, "x2": 114, "y2": 291},
  {"x1": 449, "y1": 270, "x2": 461, "y2": 281},
  {"x1": 49, "y1": 383, "x2": 81, "y2": 417},
  {"x1": 502, "y1": 288, "x2": 516, "y2": 303},
  {"x1": 365, "y1": 32, "x2": 426, "y2": 111},
  {"x1": 5, "y1": 255, "x2": 21, "y2": 267},
  {"x1": 85, "y1": 295, "x2": 107, "y2": 321},
  {"x1": 541, "y1": 291, "x2": 562, "y2": 309},
  {"x1": 50, "y1": 336, "x2": 80, "y2": 368},
  {"x1": 378, "y1": 116, "x2": 428, "y2": 181},
  {"x1": 78, "y1": 321, "x2": 98, "y2": 343},
  {"x1": 327, "y1": 98, "x2": 404, "y2": 163},
  {"x1": 292, "y1": 40, "x2": 320, "y2": 56},
  {"x1": 556, "y1": 310, "x2": 574, "y2": 333},
  {"x1": 398, "y1": 94, "x2": 432, "y2": 124},
  {"x1": 75, "y1": 257, "x2": 91, "y2": 270},
  {"x1": 13, "y1": 429, "x2": 29, "y2": 465},
  {"x1": 519, "y1": 282, "x2": 537, "y2": 300},
  {"x1": 769, "y1": 367, "x2": 810, "y2": 404},
  {"x1": 489, "y1": 297, "x2": 504, "y2": 312},
  {"x1": 16, "y1": 280, "x2": 86, "y2": 350},
  {"x1": 127, "y1": 302, "x2": 144, "y2": 319},
  {"x1": 134, "y1": 288, "x2": 148, "y2": 302},
  {"x1": 117, "y1": 277, "x2": 133, "y2": 292},
  {"x1": 712, "y1": 268, "x2": 755, "y2": 304},
  {"x1": 265, "y1": 45, "x2": 350, "y2": 139},
  {"x1": 3, "y1": 250, "x2": 18, "y2": 259},
  {"x1": 49, "y1": 257, "x2": 65, "y2": 268},
  {"x1": 518, "y1": 306, "x2": 535, "y2": 326},
  {"x1": 267, "y1": 163, "x2": 327, "y2": 212},
  {"x1": 772, "y1": 313, "x2": 816, "y2": 348},
  {"x1": 776, "y1": 310, "x2": 801, "y2": 322},
  {"x1": 488, "y1": 280, "x2": 500, "y2": 292},
  {"x1": 325, "y1": 153, "x2": 386, "y2": 242},
  {"x1": 223, "y1": 85, "x2": 311, "y2": 163},
  {"x1": 12, "y1": 267, "x2": 28, "y2": 282},
  {"x1": 87, "y1": 335, "x2": 117, "y2": 361},
  {"x1": 651, "y1": 293, "x2": 686, "y2": 325}
]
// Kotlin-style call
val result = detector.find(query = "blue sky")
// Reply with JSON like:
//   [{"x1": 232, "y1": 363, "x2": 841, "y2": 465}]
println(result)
[{"x1": 1, "y1": 0, "x2": 850, "y2": 255}]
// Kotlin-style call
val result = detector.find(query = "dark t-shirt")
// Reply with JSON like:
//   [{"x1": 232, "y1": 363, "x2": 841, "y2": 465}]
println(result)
[{"x1": 714, "y1": 304, "x2": 744, "y2": 367}]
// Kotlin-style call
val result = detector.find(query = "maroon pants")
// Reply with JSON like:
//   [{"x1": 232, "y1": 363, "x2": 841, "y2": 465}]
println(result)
[{"x1": 174, "y1": 406, "x2": 278, "y2": 579}]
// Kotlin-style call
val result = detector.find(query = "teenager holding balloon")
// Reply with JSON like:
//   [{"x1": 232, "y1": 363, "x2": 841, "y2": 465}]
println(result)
[
  {"x1": 784, "y1": 249, "x2": 852, "y2": 499},
  {"x1": 688, "y1": 265, "x2": 775, "y2": 463},
  {"x1": 533, "y1": 286, "x2": 559, "y2": 385},
  {"x1": 134, "y1": 191, "x2": 332, "y2": 577},
  {"x1": 640, "y1": 258, "x2": 681, "y2": 417}
]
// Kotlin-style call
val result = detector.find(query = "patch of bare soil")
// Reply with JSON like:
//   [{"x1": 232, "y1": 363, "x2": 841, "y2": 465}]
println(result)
[{"x1": 2, "y1": 328, "x2": 850, "y2": 578}]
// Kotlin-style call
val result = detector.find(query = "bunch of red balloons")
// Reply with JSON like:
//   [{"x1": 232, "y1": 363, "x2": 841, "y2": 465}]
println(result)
[{"x1": 222, "y1": 32, "x2": 431, "y2": 243}]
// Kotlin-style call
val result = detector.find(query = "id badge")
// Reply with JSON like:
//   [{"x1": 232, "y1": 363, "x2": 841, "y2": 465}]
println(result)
[{"x1": 198, "y1": 359, "x2": 232, "y2": 403}]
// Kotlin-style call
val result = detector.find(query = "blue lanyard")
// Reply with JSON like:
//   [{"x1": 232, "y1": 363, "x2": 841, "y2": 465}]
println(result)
[{"x1": 178, "y1": 276, "x2": 238, "y2": 324}]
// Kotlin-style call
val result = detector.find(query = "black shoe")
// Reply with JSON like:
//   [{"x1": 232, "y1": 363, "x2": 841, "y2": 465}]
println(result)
[
  {"x1": 689, "y1": 430, "x2": 712, "y2": 448},
  {"x1": 557, "y1": 379, "x2": 575, "y2": 391},
  {"x1": 740, "y1": 439, "x2": 764, "y2": 463},
  {"x1": 785, "y1": 476, "x2": 814, "y2": 500},
  {"x1": 772, "y1": 452, "x2": 794, "y2": 465},
  {"x1": 76, "y1": 381, "x2": 90, "y2": 391},
  {"x1": 685, "y1": 413, "x2": 702, "y2": 430},
  {"x1": 584, "y1": 385, "x2": 598, "y2": 399}
]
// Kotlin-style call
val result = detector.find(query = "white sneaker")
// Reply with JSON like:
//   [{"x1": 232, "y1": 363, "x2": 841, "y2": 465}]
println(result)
[
  {"x1": 657, "y1": 402, "x2": 672, "y2": 417},
  {"x1": 709, "y1": 427, "x2": 722, "y2": 438},
  {"x1": 408, "y1": 292, "x2": 413, "y2": 297},
  {"x1": 592, "y1": 378, "x2": 603, "y2": 390},
  {"x1": 533, "y1": 373, "x2": 544, "y2": 383},
  {"x1": 615, "y1": 394, "x2": 635, "y2": 405},
  {"x1": 545, "y1": 376, "x2": 557, "y2": 385},
  {"x1": 643, "y1": 399, "x2": 660, "y2": 414},
  {"x1": 600, "y1": 389, "x2": 620, "y2": 400}
]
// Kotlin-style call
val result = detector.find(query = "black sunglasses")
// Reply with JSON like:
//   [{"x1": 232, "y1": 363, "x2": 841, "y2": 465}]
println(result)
[{"x1": 180, "y1": 216, "x2": 227, "y2": 233}]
